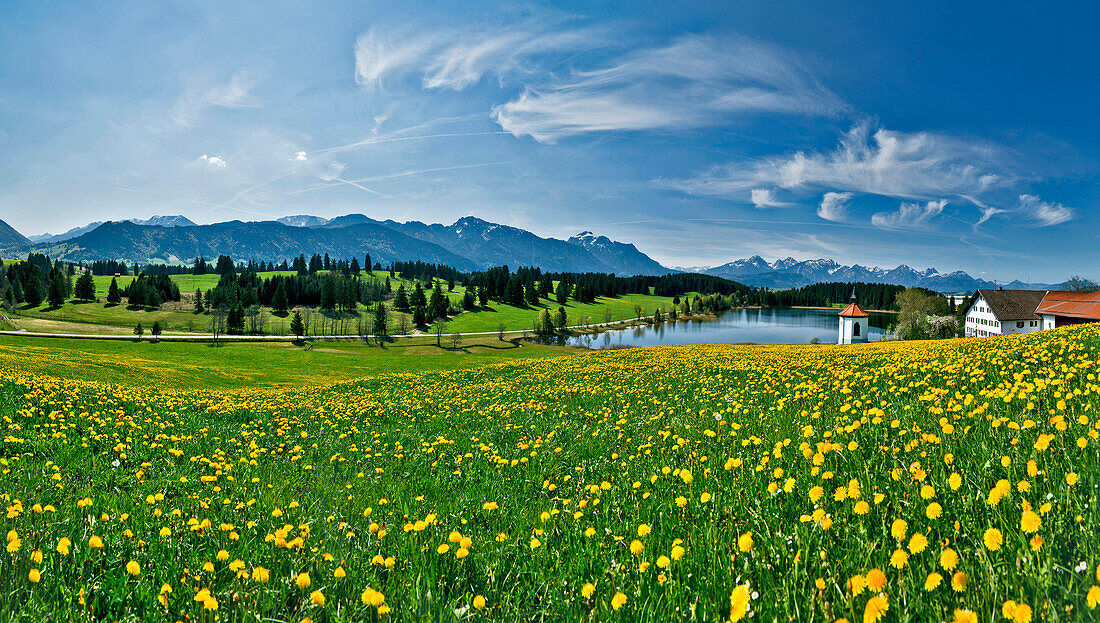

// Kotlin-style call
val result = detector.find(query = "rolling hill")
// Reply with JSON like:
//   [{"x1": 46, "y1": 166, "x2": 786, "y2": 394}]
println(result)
[{"x1": 0, "y1": 217, "x2": 32, "y2": 255}]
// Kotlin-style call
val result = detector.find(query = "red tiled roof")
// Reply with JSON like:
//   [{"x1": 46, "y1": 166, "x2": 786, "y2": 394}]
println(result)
[
  {"x1": 838, "y1": 302, "x2": 869, "y2": 317},
  {"x1": 1035, "y1": 290, "x2": 1100, "y2": 320}
]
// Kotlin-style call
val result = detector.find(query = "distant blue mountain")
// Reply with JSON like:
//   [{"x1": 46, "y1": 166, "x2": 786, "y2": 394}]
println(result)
[{"x1": 700, "y1": 256, "x2": 1057, "y2": 293}]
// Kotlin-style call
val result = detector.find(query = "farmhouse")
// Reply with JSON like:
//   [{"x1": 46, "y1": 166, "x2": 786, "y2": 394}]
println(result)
[
  {"x1": 961, "y1": 288, "x2": 1046, "y2": 337},
  {"x1": 1035, "y1": 290, "x2": 1100, "y2": 329}
]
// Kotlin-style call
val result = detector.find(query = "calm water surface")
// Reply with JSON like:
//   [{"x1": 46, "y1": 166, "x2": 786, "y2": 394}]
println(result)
[{"x1": 566, "y1": 307, "x2": 893, "y2": 349}]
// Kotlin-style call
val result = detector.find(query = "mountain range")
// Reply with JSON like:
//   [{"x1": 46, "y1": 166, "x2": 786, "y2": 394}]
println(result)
[
  {"x1": 699, "y1": 255, "x2": 1056, "y2": 292},
  {"x1": 26, "y1": 215, "x2": 197, "y2": 244},
  {"x1": 0, "y1": 213, "x2": 1065, "y2": 290},
  {"x1": 9, "y1": 214, "x2": 667, "y2": 276}
]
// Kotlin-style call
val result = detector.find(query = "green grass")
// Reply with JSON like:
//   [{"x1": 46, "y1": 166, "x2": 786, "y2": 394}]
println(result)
[
  {"x1": 0, "y1": 333, "x2": 578, "y2": 389},
  {"x1": 445, "y1": 292, "x2": 690, "y2": 333}
]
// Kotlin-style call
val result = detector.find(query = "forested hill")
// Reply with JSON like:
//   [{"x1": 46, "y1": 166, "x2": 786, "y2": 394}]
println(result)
[{"x1": 762, "y1": 281, "x2": 943, "y2": 311}]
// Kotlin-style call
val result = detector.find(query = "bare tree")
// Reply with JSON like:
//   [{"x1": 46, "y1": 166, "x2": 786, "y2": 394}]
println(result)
[
  {"x1": 433, "y1": 321, "x2": 447, "y2": 347},
  {"x1": 211, "y1": 305, "x2": 227, "y2": 343},
  {"x1": 498, "y1": 323, "x2": 507, "y2": 341},
  {"x1": 451, "y1": 331, "x2": 462, "y2": 350},
  {"x1": 398, "y1": 314, "x2": 410, "y2": 336},
  {"x1": 1063, "y1": 275, "x2": 1099, "y2": 291}
]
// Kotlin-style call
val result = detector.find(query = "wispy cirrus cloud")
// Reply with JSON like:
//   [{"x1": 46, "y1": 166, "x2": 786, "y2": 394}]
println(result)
[
  {"x1": 666, "y1": 122, "x2": 1076, "y2": 228},
  {"x1": 353, "y1": 22, "x2": 603, "y2": 91},
  {"x1": 871, "y1": 199, "x2": 947, "y2": 230},
  {"x1": 172, "y1": 71, "x2": 259, "y2": 127},
  {"x1": 492, "y1": 35, "x2": 845, "y2": 142},
  {"x1": 667, "y1": 122, "x2": 1011, "y2": 200},
  {"x1": 817, "y1": 191, "x2": 853, "y2": 222},
  {"x1": 750, "y1": 188, "x2": 790, "y2": 208},
  {"x1": 1018, "y1": 193, "x2": 1074, "y2": 226}
]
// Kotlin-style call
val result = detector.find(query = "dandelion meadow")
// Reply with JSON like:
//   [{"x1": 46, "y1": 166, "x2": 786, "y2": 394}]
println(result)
[{"x1": 2, "y1": 324, "x2": 1099, "y2": 621}]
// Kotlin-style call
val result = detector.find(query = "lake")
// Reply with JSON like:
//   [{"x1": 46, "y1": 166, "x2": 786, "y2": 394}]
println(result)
[{"x1": 565, "y1": 307, "x2": 894, "y2": 349}]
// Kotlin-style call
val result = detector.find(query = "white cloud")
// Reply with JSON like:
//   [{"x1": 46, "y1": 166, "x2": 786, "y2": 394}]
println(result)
[
  {"x1": 817, "y1": 191, "x2": 853, "y2": 222},
  {"x1": 294, "y1": 151, "x2": 307, "y2": 161},
  {"x1": 199, "y1": 154, "x2": 227, "y2": 168},
  {"x1": 172, "y1": 71, "x2": 259, "y2": 127},
  {"x1": 493, "y1": 35, "x2": 844, "y2": 142},
  {"x1": 353, "y1": 23, "x2": 602, "y2": 92},
  {"x1": 871, "y1": 199, "x2": 947, "y2": 230},
  {"x1": 1018, "y1": 193, "x2": 1074, "y2": 226},
  {"x1": 667, "y1": 122, "x2": 1013, "y2": 201},
  {"x1": 750, "y1": 188, "x2": 789, "y2": 208},
  {"x1": 353, "y1": 28, "x2": 436, "y2": 90}
]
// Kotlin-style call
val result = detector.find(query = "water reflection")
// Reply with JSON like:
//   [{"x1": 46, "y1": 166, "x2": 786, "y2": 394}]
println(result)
[{"x1": 563, "y1": 307, "x2": 893, "y2": 349}]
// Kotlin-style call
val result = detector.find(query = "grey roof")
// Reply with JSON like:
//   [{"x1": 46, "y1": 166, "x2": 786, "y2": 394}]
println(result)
[{"x1": 964, "y1": 289, "x2": 1047, "y2": 321}]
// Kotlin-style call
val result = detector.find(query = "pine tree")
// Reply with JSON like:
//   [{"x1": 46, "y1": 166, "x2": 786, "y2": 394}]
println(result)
[
  {"x1": 74, "y1": 272, "x2": 96, "y2": 301},
  {"x1": 133, "y1": 323, "x2": 144, "y2": 338},
  {"x1": 394, "y1": 284, "x2": 410, "y2": 312},
  {"x1": 194, "y1": 289, "x2": 205, "y2": 313},
  {"x1": 411, "y1": 282, "x2": 427, "y2": 309},
  {"x1": 463, "y1": 290, "x2": 476, "y2": 310},
  {"x1": 11, "y1": 279, "x2": 23, "y2": 304},
  {"x1": 48, "y1": 273, "x2": 66, "y2": 308},
  {"x1": 150, "y1": 321, "x2": 162, "y2": 342},
  {"x1": 556, "y1": 281, "x2": 570, "y2": 305},
  {"x1": 320, "y1": 277, "x2": 337, "y2": 311},
  {"x1": 271, "y1": 281, "x2": 289, "y2": 314},
  {"x1": 429, "y1": 282, "x2": 447, "y2": 320},
  {"x1": 24, "y1": 272, "x2": 43, "y2": 307},
  {"x1": 373, "y1": 302, "x2": 388, "y2": 344},
  {"x1": 290, "y1": 311, "x2": 304, "y2": 337},
  {"x1": 447, "y1": 276, "x2": 455, "y2": 292},
  {"x1": 105, "y1": 278, "x2": 120, "y2": 304}
]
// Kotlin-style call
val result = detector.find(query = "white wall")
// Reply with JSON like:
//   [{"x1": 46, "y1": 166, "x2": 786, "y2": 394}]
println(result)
[
  {"x1": 837, "y1": 316, "x2": 866, "y2": 344},
  {"x1": 964, "y1": 294, "x2": 1041, "y2": 337},
  {"x1": 1041, "y1": 314, "x2": 1056, "y2": 330}
]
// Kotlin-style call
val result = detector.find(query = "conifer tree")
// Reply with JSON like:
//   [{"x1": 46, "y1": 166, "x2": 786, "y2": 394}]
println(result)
[
  {"x1": 48, "y1": 273, "x2": 66, "y2": 308},
  {"x1": 74, "y1": 272, "x2": 96, "y2": 301},
  {"x1": 194, "y1": 289, "x2": 205, "y2": 313},
  {"x1": 271, "y1": 281, "x2": 289, "y2": 314},
  {"x1": 290, "y1": 310, "x2": 304, "y2": 337},
  {"x1": 394, "y1": 284, "x2": 410, "y2": 312},
  {"x1": 106, "y1": 277, "x2": 120, "y2": 304}
]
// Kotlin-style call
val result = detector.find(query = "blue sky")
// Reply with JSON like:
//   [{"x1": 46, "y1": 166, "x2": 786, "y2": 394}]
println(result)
[{"x1": 0, "y1": 1, "x2": 1096, "y2": 282}]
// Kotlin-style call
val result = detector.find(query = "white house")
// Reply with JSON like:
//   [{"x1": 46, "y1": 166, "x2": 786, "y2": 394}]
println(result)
[
  {"x1": 961, "y1": 288, "x2": 1046, "y2": 337},
  {"x1": 837, "y1": 294, "x2": 869, "y2": 344},
  {"x1": 1035, "y1": 290, "x2": 1100, "y2": 329}
]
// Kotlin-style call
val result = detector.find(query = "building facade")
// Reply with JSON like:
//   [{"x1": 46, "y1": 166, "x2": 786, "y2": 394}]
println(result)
[{"x1": 961, "y1": 289, "x2": 1046, "y2": 337}]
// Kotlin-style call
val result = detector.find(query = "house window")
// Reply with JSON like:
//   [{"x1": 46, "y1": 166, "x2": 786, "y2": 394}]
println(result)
[
  {"x1": 1017, "y1": 322, "x2": 1024, "y2": 328},
  {"x1": 1030, "y1": 321, "x2": 1037, "y2": 327}
]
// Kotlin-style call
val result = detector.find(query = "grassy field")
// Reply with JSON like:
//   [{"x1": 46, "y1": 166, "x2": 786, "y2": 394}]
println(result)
[
  {"x1": 0, "y1": 333, "x2": 577, "y2": 389},
  {"x1": 1, "y1": 323, "x2": 1098, "y2": 620},
  {"x1": 9, "y1": 270, "x2": 685, "y2": 336}
]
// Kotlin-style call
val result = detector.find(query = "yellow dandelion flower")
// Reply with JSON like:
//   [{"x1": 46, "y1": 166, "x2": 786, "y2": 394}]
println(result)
[
  {"x1": 983, "y1": 528, "x2": 1003, "y2": 551},
  {"x1": 729, "y1": 583, "x2": 751, "y2": 622}
]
